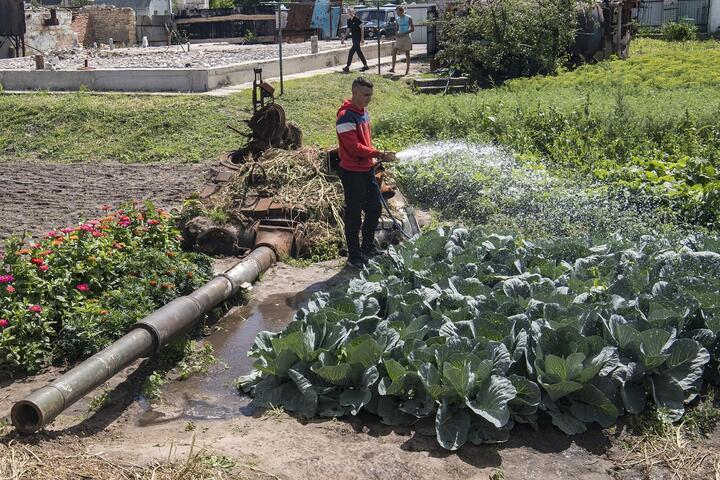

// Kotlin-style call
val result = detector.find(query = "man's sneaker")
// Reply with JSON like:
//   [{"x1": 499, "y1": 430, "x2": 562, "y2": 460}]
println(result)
[
  {"x1": 362, "y1": 246, "x2": 384, "y2": 258},
  {"x1": 342, "y1": 66, "x2": 350, "y2": 73},
  {"x1": 347, "y1": 256, "x2": 365, "y2": 269},
  {"x1": 360, "y1": 65, "x2": 370, "y2": 72}
]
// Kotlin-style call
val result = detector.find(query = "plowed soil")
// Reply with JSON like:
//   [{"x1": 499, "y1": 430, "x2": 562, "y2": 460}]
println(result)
[{"x1": 0, "y1": 160, "x2": 211, "y2": 246}]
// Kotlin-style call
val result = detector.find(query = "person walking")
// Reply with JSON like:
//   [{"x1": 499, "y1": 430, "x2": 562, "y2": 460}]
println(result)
[
  {"x1": 341, "y1": 8, "x2": 370, "y2": 73},
  {"x1": 336, "y1": 77, "x2": 394, "y2": 268},
  {"x1": 389, "y1": 5, "x2": 414, "y2": 75}
]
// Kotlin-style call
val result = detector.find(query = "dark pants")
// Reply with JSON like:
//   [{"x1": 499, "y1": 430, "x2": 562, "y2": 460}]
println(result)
[
  {"x1": 346, "y1": 41, "x2": 368, "y2": 68},
  {"x1": 339, "y1": 167, "x2": 381, "y2": 260}
]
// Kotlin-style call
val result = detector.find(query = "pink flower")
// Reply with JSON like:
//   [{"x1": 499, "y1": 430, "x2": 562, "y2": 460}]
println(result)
[
  {"x1": 29, "y1": 305, "x2": 42, "y2": 313},
  {"x1": 47, "y1": 230, "x2": 59, "y2": 238},
  {"x1": 61, "y1": 227, "x2": 74, "y2": 234},
  {"x1": 6, "y1": 285, "x2": 15, "y2": 294},
  {"x1": 80, "y1": 224, "x2": 94, "y2": 232},
  {"x1": 118, "y1": 221, "x2": 131, "y2": 228},
  {"x1": 147, "y1": 219, "x2": 160, "y2": 226},
  {"x1": 100, "y1": 204, "x2": 112, "y2": 211},
  {"x1": 0, "y1": 274, "x2": 14, "y2": 284},
  {"x1": 39, "y1": 265, "x2": 49, "y2": 272},
  {"x1": 76, "y1": 283, "x2": 90, "y2": 292},
  {"x1": 0, "y1": 319, "x2": 8, "y2": 328}
]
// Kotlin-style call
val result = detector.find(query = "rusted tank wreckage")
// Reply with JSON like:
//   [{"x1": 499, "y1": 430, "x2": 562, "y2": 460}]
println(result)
[{"x1": 12, "y1": 70, "x2": 418, "y2": 433}]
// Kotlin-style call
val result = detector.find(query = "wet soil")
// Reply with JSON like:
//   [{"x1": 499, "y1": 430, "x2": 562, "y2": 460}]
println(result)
[
  {"x1": 0, "y1": 160, "x2": 212, "y2": 246},
  {"x1": 0, "y1": 260, "x2": 633, "y2": 480}
]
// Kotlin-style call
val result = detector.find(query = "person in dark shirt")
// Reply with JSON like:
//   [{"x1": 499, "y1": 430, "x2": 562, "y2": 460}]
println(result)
[{"x1": 341, "y1": 8, "x2": 370, "y2": 73}]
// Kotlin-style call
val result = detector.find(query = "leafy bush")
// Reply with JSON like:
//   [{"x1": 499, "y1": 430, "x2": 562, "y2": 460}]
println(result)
[
  {"x1": 0, "y1": 203, "x2": 213, "y2": 373},
  {"x1": 661, "y1": 22, "x2": 698, "y2": 42},
  {"x1": 240, "y1": 228, "x2": 720, "y2": 450},
  {"x1": 437, "y1": 0, "x2": 578, "y2": 84}
]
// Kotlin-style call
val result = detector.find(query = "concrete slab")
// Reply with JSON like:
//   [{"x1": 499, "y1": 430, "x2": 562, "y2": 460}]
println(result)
[{"x1": 0, "y1": 42, "x2": 398, "y2": 93}]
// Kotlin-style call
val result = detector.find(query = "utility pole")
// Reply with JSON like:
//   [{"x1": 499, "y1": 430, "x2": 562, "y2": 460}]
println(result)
[{"x1": 262, "y1": 1, "x2": 286, "y2": 95}]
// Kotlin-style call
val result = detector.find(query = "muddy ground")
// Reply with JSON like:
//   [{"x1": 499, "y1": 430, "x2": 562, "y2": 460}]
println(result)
[
  {"x1": 5, "y1": 259, "x2": 714, "y2": 480},
  {"x1": 0, "y1": 160, "x2": 212, "y2": 246}
]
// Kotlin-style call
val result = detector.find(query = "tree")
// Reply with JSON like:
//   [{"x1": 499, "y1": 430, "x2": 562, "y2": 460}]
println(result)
[{"x1": 437, "y1": 0, "x2": 579, "y2": 85}]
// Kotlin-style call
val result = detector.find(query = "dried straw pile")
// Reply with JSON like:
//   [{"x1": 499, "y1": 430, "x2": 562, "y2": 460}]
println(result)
[{"x1": 212, "y1": 147, "x2": 345, "y2": 258}]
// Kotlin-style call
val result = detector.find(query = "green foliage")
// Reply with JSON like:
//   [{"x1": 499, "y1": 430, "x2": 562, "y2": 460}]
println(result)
[
  {"x1": 142, "y1": 371, "x2": 166, "y2": 399},
  {"x1": 240, "y1": 228, "x2": 720, "y2": 450},
  {"x1": 0, "y1": 203, "x2": 214, "y2": 373},
  {"x1": 661, "y1": 22, "x2": 698, "y2": 42},
  {"x1": 395, "y1": 144, "x2": 682, "y2": 239},
  {"x1": 437, "y1": 0, "x2": 578, "y2": 84},
  {"x1": 176, "y1": 341, "x2": 217, "y2": 380},
  {"x1": 87, "y1": 391, "x2": 110, "y2": 414},
  {"x1": 209, "y1": 0, "x2": 235, "y2": 8}
]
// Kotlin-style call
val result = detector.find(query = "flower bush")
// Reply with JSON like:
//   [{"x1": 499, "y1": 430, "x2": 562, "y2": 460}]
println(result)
[{"x1": 0, "y1": 203, "x2": 213, "y2": 373}]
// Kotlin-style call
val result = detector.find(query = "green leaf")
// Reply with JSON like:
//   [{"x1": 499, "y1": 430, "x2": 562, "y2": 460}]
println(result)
[
  {"x1": 340, "y1": 388, "x2": 372, "y2": 416},
  {"x1": 442, "y1": 361, "x2": 475, "y2": 399},
  {"x1": 384, "y1": 358, "x2": 407, "y2": 382},
  {"x1": 651, "y1": 373, "x2": 685, "y2": 421},
  {"x1": 418, "y1": 363, "x2": 446, "y2": 400},
  {"x1": 435, "y1": 400, "x2": 470, "y2": 451},
  {"x1": 569, "y1": 384, "x2": 619, "y2": 427},
  {"x1": 313, "y1": 363, "x2": 353, "y2": 386},
  {"x1": 288, "y1": 369, "x2": 319, "y2": 418},
  {"x1": 346, "y1": 335, "x2": 382, "y2": 369},
  {"x1": 639, "y1": 329, "x2": 672, "y2": 370},
  {"x1": 509, "y1": 374, "x2": 541, "y2": 407},
  {"x1": 665, "y1": 339, "x2": 709, "y2": 390},
  {"x1": 466, "y1": 375, "x2": 517, "y2": 427}
]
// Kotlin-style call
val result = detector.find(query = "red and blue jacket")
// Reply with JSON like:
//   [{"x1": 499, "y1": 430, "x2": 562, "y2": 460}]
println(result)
[{"x1": 336, "y1": 99, "x2": 381, "y2": 172}]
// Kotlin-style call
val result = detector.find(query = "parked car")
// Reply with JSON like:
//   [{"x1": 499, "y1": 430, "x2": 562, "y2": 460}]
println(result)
[{"x1": 342, "y1": 5, "x2": 399, "y2": 40}]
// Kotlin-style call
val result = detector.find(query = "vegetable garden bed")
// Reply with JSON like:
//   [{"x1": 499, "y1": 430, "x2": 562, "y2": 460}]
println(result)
[{"x1": 240, "y1": 228, "x2": 720, "y2": 450}]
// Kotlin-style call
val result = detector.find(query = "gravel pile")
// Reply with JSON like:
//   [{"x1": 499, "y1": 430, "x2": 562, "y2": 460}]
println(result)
[{"x1": 0, "y1": 41, "x2": 346, "y2": 70}]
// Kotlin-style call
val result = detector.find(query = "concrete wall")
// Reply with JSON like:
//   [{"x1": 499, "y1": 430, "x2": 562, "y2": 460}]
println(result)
[
  {"x1": 81, "y1": 6, "x2": 137, "y2": 46},
  {"x1": 25, "y1": 8, "x2": 74, "y2": 53},
  {"x1": 710, "y1": 0, "x2": 720, "y2": 34},
  {"x1": 0, "y1": 41, "x2": 395, "y2": 92}
]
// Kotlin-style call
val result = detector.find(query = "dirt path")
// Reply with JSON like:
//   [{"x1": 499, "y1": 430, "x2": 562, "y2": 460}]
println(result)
[
  {"x1": 0, "y1": 260, "x2": 631, "y2": 480},
  {"x1": 0, "y1": 160, "x2": 212, "y2": 246}
]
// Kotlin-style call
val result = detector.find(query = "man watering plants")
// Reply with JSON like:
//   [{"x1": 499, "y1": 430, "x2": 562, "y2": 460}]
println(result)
[{"x1": 336, "y1": 77, "x2": 396, "y2": 269}]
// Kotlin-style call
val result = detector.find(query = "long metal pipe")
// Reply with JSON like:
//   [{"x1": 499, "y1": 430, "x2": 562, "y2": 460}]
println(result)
[{"x1": 11, "y1": 246, "x2": 277, "y2": 434}]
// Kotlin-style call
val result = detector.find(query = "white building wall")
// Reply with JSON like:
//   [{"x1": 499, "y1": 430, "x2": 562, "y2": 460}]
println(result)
[{"x1": 710, "y1": 0, "x2": 720, "y2": 34}]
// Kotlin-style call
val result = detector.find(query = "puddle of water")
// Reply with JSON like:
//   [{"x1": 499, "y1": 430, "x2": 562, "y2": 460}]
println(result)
[{"x1": 136, "y1": 276, "x2": 347, "y2": 426}]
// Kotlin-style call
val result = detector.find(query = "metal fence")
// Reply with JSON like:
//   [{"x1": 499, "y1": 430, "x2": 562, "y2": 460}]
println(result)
[{"x1": 635, "y1": 0, "x2": 710, "y2": 31}]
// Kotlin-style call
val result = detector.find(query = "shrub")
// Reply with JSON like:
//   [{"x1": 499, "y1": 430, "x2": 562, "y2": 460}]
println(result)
[
  {"x1": 0, "y1": 203, "x2": 213, "y2": 373},
  {"x1": 437, "y1": 0, "x2": 578, "y2": 84},
  {"x1": 661, "y1": 22, "x2": 698, "y2": 41}
]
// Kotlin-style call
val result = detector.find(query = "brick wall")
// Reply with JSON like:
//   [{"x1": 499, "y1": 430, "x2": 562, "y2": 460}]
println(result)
[
  {"x1": 76, "y1": 6, "x2": 137, "y2": 46},
  {"x1": 71, "y1": 13, "x2": 93, "y2": 47}
]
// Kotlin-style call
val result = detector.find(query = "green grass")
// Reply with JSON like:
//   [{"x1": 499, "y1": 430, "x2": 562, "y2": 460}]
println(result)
[{"x1": 2, "y1": 39, "x2": 719, "y2": 226}]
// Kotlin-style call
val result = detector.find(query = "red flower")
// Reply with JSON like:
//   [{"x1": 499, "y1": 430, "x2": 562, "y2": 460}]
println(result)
[
  {"x1": 39, "y1": 265, "x2": 49, "y2": 272},
  {"x1": 92, "y1": 231, "x2": 106, "y2": 238},
  {"x1": 31, "y1": 257, "x2": 45, "y2": 265},
  {"x1": 6, "y1": 285, "x2": 15, "y2": 294},
  {"x1": 0, "y1": 319, "x2": 8, "y2": 328},
  {"x1": 147, "y1": 219, "x2": 160, "y2": 226},
  {"x1": 76, "y1": 283, "x2": 90, "y2": 292},
  {"x1": 29, "y1": 305, "x2": 42, "y2": 313},
  {"x1": 100, "y1": 204, "x2": 112, "y2": 211}
]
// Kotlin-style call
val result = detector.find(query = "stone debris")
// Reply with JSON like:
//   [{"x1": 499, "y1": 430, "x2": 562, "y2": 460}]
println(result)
[{"x1": 0, "y1": 41, "x2": 346, "y2": 70}]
